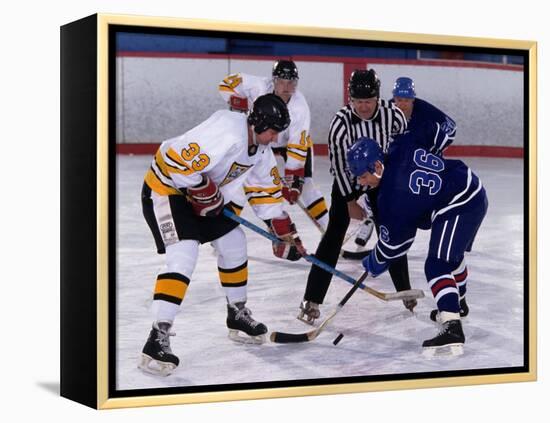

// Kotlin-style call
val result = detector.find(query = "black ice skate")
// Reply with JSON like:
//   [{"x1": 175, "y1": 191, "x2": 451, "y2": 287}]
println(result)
[
  {"x1": 297, "y1": 300, "x2": 320, "y2": 325},
  {"x1": 226, "y1": 302, "x2": 267, "y2": 344},
  {"x1": 422, "y1": 319, "x2": 465, "y2": 357},
  {"x1": 429, "y1": 297, "x2": 469, "y2": 323},
  {"x1": 138, "y1": 321, "x2": 179, "y2": 376}
]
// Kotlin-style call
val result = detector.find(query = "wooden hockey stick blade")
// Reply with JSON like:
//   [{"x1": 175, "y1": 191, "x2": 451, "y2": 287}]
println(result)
[
  {"x1": 363, "y1": 286, "x2": 425, "y2": 301},
  {"x1": 270, "y1": 331, "x2": 310, "y2": 343},
  {"x1": 270, "y1": 274, "x2": 368, "y2": 345},
  {"x1": 270, "y1": 308, "x2": 340, "y2": 344},
  {"x1": 341, "y1": 249, "x2": 371, "y2": 260}
]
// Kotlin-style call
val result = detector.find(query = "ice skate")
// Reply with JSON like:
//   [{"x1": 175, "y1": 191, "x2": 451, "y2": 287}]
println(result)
[
  {"x1": 138, "y1": 321, "x2": 179, "y2": 376},
  {"x1": 226, "y1": 302, "x2": 267, "y2": 344},
  {"x1": 429, "y1": 298, "x2": 469, "y2": 323},
  {"x1": 297, "y1": 300, "x2": 320, "y2": 325},
  {"x1": 422, "y1": 318, "x2": 465, "y2": 357}
]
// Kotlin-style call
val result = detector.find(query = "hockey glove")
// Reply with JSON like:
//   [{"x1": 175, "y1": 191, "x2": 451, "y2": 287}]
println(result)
[
  {"x1": 282, "y1": 168, "x2": 305, "y2": 204},
  {"x1": 186, "y1": 175, "x2": 224, "y2": 217},
  {"x1": 362, "y1": 248, "x2": 389, "y2": 278},
  {"x1": 270, "y1": 212, "x2": 307, "y2": 261},
  {"x1": 229, "y1": 95, "x2": 249, "y2": 112}
]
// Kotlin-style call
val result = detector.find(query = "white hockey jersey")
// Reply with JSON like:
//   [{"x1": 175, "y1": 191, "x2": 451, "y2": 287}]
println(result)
[
  {"x1": 218, "y1": 73, "x2": 312, "y2": 173},
  {"x1": 144, "y1": 110, "x2": 285, "y2": 221}
]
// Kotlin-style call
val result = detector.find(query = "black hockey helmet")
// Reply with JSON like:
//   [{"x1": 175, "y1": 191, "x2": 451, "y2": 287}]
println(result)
[
  {"x1": 272, "y1": 60, "x2": 299, "y2": 80},
  {"x1": 348, "y1": 69, "x2": 381, "y2": 99},
  {"x1": 248, "y1": 93, "x2": 290, "y2": 134}
]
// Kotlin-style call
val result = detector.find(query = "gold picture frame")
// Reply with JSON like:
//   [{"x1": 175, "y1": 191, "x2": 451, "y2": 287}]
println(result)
[{"x1": 60, "y1": 13, "x2": 537, "y2": 409}]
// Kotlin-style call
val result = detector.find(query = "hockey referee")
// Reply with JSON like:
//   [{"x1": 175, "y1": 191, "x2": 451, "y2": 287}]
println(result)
[{"x1": 298, "y1": 68, "x2": 415, "y2": 325}]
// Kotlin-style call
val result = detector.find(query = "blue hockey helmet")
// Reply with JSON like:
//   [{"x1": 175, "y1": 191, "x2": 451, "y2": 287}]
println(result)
[
  {"x1": 392, "y1": 77, "x2": 416, "y2": 98},
  {"x1": 347, "y1": 137, "x2": 384, "y2": 177}
]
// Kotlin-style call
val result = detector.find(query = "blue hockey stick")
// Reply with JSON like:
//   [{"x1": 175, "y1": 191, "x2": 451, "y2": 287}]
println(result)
[{"x1": 222, "y1": 208, "x2": 424, "y2": 302}]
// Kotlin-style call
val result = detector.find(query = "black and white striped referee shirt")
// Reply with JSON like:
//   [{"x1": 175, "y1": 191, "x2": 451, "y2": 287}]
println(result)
[{"x1": 328, "y1": 99, "x2": 407, "y2": 201}]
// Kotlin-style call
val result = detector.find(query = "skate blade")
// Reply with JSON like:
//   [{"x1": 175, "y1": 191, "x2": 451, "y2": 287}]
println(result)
[
  {"x1": 138, "y1": 354, "x2": 177, "y2": 376},
  {"x1": 228, "y1": 329, "x2": 266, "y2": 345},
  {"x1": 422, "y1": 343, "x2": 464, "y2": 358},
  {"x1": 296, "y1": 313, "x2": 316, "y2": 326}
]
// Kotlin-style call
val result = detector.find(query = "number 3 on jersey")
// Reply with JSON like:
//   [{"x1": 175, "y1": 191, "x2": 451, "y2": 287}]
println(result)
[
  {"x1": 181, "y1": 142, "x2": 210, "y2": 172},
  {"x1": 409, "y1": 148, "x2": 444, "y2": 195}
]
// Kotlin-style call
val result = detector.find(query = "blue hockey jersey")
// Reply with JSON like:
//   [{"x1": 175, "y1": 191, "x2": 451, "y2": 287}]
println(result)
[
  {"x1": 370, "y1": 130, "x2": 483, "y2": 271},
  {"x1": 394, "y1": 97, "x2": 457, "y2": 155}
]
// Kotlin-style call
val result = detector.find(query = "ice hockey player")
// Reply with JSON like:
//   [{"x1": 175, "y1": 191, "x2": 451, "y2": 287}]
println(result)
[
  {"x1": 218, "y1": 60, "x2": 329, "y2": 230},
  {"x1": 139, "y1": 94, "x2": 306, "y2": 375},
  {"x1": 347, "y1": 130, "x2": 488, "y2": 356},
  {"x1": 298, "y1": 68, "x2": 413, "y2": 325},
  {"x1": 391, "y1": 76, "x2": 457, "y2": 156}
]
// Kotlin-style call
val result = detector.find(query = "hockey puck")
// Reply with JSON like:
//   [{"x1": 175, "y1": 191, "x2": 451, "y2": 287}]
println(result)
[{"x1": 333, "y1": 333, "x2": 344, "y2": 345}]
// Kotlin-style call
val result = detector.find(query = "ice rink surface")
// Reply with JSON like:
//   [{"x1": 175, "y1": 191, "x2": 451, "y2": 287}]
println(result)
[{"x1": 115, "y1": 154, "x2": 524, "y2": 391}]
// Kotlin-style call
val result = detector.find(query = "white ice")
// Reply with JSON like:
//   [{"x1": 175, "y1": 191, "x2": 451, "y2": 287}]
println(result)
[{"x1": 116, "y1": 155, "x2": 524, "y2": 391}]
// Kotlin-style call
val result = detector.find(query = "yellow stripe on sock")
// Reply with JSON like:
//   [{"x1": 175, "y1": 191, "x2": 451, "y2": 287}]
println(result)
[
  {"x1": 219, "y1": 266, "x2": 248, "y2": 285},
  {"x1": 308, "y1": 199, "x2": 328, "y2": 219},
  {"x1": 154, "y1": 278, "x2": 189, "y2": 300}
]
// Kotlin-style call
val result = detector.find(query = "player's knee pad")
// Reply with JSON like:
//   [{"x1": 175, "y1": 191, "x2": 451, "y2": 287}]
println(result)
[
  {"x1": 212, "y1": 226, "x2": 248, "y2": 269},
  {"x1": 165, "y1": 239, "x2": 200, "y2": 277}
]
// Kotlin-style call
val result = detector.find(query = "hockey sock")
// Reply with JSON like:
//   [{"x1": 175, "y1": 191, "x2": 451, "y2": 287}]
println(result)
[
  {"x1": 425, "y1": 257, "x2": 460, "y2": 313},
  {"x1": 218, "y1": 261, "x2": 248, "y2": 304},
  {"x1": 453, "y1": 259, "x2": 468, "y2": 298},
  {"x1": 152, "y1": 272, "x2": 190, "y2": 321}
]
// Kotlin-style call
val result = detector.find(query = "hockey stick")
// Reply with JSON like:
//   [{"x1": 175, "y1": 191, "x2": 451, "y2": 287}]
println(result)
[
  {"x1": 341, "y1": 248, "x2": 371, "y2": 260},
  {"x1": 270, "y1": 271, "x2": 369, "y2": 343},
  {"x1": 222, "y1": 209, "x2": 424, "y2": 302}
]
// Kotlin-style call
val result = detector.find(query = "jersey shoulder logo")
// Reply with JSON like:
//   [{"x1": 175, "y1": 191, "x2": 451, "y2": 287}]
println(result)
[
  {"x1": 441, "y1": 117, "x2": 456, "y2": 134},
  {"x1": 219, "y1": 162, "x2": 253, "y2": 187},
  {"x1": 379, "y1": 225, "x2": 390, "y2": 243}
]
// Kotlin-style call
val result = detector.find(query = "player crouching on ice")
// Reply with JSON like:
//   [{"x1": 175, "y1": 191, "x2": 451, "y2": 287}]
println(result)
[
  {"x1": 139, "y1": 94, "x2": 307, "y2": 376},
  {"x1": 346, "y1": 128, "x2": 488, "y2": 357}
]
